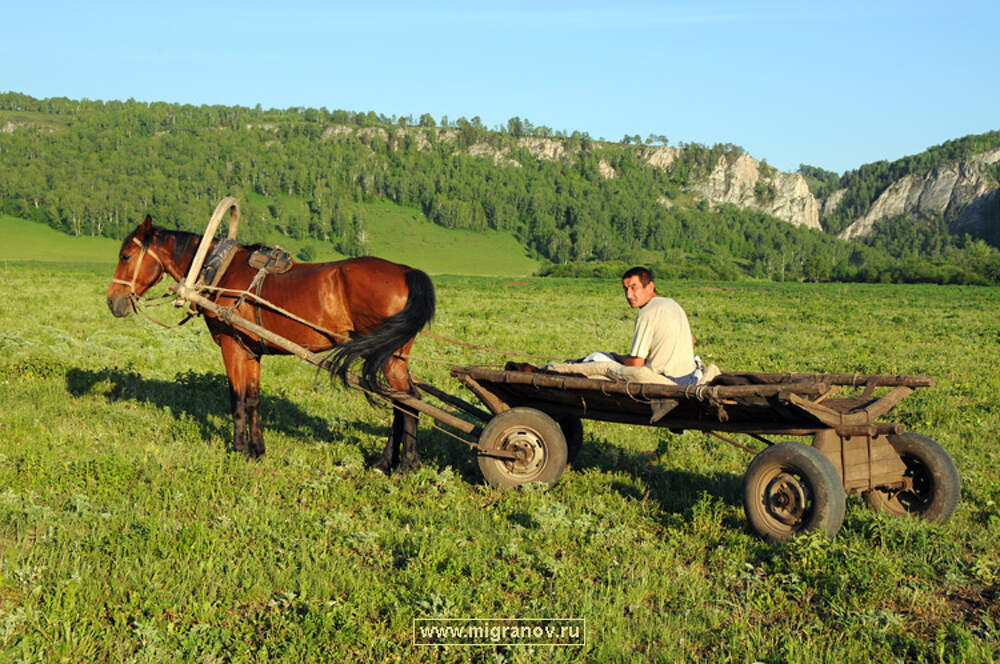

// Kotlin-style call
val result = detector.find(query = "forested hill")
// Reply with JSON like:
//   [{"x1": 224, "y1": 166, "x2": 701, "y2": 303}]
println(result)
[{"x1": 1, "y1": 92, "x2": 998, "y2": 284}]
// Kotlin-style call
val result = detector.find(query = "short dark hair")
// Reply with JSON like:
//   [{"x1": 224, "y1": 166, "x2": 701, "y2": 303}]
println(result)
[{"x1": 622, "y1": 266, "x2": 653, "y2": 286}]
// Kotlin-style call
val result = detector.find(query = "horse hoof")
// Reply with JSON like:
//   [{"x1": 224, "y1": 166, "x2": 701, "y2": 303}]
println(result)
[
  {"x1": 397, "y1": 457, "x2": 422, "y2": 474},
  {"x1": 233, "y1": 445, "x2": 264, "y2": 460}
]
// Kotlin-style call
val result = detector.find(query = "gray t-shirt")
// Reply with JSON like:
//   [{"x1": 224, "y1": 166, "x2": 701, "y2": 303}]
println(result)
[{"x1": 628, "y1": 296, "x2": 696, "y2": 378}]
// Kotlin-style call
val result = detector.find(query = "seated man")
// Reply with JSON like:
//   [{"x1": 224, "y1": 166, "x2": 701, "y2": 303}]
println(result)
[{"x1": 547, "y1": 266, "x2": 719, "y2": 385}]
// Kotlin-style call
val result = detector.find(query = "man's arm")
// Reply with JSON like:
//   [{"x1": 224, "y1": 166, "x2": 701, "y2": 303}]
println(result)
[{"x1": 619, "y1": 355, "x2": 644, "y2": 367}]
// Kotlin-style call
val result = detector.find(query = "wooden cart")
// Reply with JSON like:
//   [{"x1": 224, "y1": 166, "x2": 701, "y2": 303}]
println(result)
[
  {"x1": 168, "y1": 199, "x2": 959, "y2": 542},
  {"x1": 436, "y1": 365, "x2": 961, "y2": 542},
  {"x1": 166, "y1": 270, "x2": 962, "y2": 543}
]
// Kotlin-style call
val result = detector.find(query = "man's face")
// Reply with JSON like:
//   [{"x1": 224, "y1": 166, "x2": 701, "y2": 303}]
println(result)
[{"x1": 622, "y1": 275, "x2": 656, "y2": 308}]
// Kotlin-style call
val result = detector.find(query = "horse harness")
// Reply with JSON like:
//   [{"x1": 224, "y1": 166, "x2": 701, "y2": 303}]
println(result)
[
  {"x1": 118, "y1": 234, "x2": 348, "y2": 353},
  {"x1": 199, "y1": 241, "x2": 295, "y2": 328},
  {"x1": 110, "y1": 236, "x2": 165, "y2": 306}
]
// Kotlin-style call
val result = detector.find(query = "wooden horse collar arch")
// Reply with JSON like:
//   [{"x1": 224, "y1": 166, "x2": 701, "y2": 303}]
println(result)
[
  {"x1": 184, "y1": 197, "x2": 241, "y2": 290},
  {"x1": 175, "y1": 196, "x2": 242, "y2": 310}
]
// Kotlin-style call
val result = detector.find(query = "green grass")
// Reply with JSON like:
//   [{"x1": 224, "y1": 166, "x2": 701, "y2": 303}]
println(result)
[
  {"x1": 0, "y1": 264, "x2": 998, "y2": 662},
  {"x1": 361, "y1": 201, "x2": 538, "y2": 276},
  {"x1": 0, "y1": 207, "x2": 539, "y2": 277},
  {"x1": 0, "y1": 216, "x2": 119, "y2": 265}
]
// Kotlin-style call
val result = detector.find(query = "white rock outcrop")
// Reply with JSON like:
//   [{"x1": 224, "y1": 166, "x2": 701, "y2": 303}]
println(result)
[
  {"x1": 685, "y1": 153, "x2": 822, "y2": 230},
  {"x1": 839, "y1": 148, "x2": 1000, "y2": 240}
]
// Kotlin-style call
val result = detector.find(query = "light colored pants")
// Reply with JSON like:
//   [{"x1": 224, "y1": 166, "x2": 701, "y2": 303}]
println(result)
[
  {"x1": 547, "y1": 352, "x2": 709, "y2": 386},
  {"x1": 544, "y1": 359, "x2": 679, "y2": 385}
]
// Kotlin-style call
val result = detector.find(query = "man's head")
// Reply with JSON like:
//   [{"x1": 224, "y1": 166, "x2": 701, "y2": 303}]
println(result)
[{"x1": 622, "y1": 266, "x2": 656, "y2": 308}]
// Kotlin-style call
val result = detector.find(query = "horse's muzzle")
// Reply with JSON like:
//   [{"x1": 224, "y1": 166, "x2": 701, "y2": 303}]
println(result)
[{"x1": 107, "y1": 294, "x2": 135, "y2": 318}]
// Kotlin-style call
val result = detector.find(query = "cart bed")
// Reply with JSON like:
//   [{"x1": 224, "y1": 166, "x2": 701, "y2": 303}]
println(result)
[{"x1": 449, "y1": 365, "x2": 933, "y2": 438}]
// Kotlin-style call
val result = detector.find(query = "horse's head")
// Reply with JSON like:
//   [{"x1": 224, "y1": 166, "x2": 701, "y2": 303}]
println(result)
[{"x1": 106, "y1": 216, "x2": 166, "y2": 317}]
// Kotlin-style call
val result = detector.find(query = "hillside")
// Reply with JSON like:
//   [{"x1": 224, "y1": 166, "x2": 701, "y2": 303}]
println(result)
[
  {"x1": 0, "y1": 215, "x2": 119, "y2": 263},
  {"x1": 1, "y1": 92, "x2": 997, "y2": 284},
  {"x1": 0, "y1": 211, "x2": 538, "y2": 277}
]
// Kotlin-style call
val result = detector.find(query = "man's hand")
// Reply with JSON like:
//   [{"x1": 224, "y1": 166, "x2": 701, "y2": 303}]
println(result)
[{"x1": 620, "y1": 355, "x2": 644, "y2": 367}]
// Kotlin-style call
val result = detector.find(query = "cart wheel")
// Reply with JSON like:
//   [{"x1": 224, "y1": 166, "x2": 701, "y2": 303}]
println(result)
[
  {"x1": 557, "y1": 415, "x2": 584, "y2": 464},
  {"x1": 863, "y1": 432, "x2": 960, "y2": 524},
  {"x1": 478, "y1": 408, "x2": 568, "y2": 489},
  {"x1": 743, "y1": 442, "x2": 846, "y2": 542}
]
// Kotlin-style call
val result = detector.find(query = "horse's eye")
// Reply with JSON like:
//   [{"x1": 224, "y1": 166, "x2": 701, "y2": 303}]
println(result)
[{"x1": 120, "y1": 253, "x2": 130, "y2": 262}]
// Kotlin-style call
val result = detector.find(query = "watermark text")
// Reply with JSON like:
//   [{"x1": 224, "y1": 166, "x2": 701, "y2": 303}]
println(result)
[{"x1": 413, "y1": 618, "x2": 585, "y2": 646}]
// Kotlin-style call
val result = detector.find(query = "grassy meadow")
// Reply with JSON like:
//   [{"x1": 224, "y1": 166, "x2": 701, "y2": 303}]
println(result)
[
  {"x1": 0, "y1": 209, "x2": 538, "y2": 278},
  {"x1": 0, "y1": 254, "x2": 998, "y2": 661}
]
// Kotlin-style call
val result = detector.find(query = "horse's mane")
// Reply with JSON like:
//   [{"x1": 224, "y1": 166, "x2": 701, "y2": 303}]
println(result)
[
  {"x1": 145, "y1": 226, "x2": 214, "y2": 267},
  {"x1": 167, "y1": 229, "x2": 201, "y2": 265}
]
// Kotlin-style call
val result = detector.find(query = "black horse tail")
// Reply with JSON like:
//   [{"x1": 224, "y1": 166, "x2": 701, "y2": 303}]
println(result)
[{"x1": 329, "y1": 268, "x2": 435, "y2": 394}]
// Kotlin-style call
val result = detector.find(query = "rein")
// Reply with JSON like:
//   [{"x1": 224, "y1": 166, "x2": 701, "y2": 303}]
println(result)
[
  {"x1": 111, "y1": 236, "x2": 199, "y2": 328},
  {"x1": 109, "y1": 237, "x2": 164, "y2": 293}
]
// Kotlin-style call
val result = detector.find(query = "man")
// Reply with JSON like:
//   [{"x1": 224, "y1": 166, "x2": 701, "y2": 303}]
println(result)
[{"x1": 554, "y1": 267, "x2": 718, "y2": 385}]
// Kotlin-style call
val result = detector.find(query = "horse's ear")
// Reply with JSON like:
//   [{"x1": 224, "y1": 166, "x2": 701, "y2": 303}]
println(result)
[{"x1": 136, "y1": 215, "x2": 152, "y2": 238}]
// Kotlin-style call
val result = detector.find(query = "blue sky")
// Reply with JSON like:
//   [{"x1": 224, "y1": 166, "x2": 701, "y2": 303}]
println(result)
[{"x1": 5, "y1": 0, "x2": 996, "y2": 174}]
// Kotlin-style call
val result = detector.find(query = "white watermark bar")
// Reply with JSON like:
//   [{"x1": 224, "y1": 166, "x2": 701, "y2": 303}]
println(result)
[{"x1": 413, "y1": 618, "x2": 586, "y2": 647}]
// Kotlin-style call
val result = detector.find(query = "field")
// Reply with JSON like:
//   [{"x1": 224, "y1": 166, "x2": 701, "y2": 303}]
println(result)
[
  {"x1": 1, "y1": 257, "x2": 999, "y2": 662},
  {"x1": 0, "y1": 207, "x2": 538, "y2": 278}
]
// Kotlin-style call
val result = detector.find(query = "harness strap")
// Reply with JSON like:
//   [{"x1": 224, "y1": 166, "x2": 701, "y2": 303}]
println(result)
[
  {"x1": 110, "y1": 237, "x2": 166, "y2": 310},
  {"x1": 224, "y1": 267, "x2": 269, "y2": 327}
]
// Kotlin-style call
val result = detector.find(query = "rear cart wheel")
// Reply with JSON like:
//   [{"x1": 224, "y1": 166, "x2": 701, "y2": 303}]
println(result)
[
  {"x1": 557, "y1": 415, "x2": 584, "y2": 464},
  {"x1": 743, "y1": 441, "x2": 846, "y2": 542},
  {"x1": 477, "y1": 408, "x2": 568, "y2": 489},
  {"x1": 863, "y1": 432, "x2": 960, "y2": 524}
]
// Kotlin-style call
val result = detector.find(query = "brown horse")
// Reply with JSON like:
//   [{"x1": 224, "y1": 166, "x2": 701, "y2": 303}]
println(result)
[{"x1": 106, "y1": 216, "x2": 435, "y2": 472}]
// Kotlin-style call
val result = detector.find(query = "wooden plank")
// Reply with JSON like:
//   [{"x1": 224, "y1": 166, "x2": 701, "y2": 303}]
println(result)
[
  {"x1": 412, "y1": 378, "x2": 492, "y2": 423},
  {"x1": 732, "y1": 372, "x2": 934, "y2": 388},
  {"x1": 454, "y1": 375, "x2": 510, "y2": 415},
  {"x1": 839, "y1": 435, "x2": 908, "y2": 493},
  {"x1": 841, "y1": 436, "x2": 871, "y2": 491},
  {"x1": 786, "y1": 392, "x2": 908, "y2": 436},
  {"x1": 857, "y1": 386, "x2": 914, "y2": 420}
]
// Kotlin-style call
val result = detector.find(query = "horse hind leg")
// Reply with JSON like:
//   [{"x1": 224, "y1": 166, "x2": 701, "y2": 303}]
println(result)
[
  {"x1": 372, "y1": 416, "x2": 400, "y2": 473},
  {"x1": 376, "y1": 350, "x2": 421, "y2": 474},
  {"x1": 395, "y1": 406, "x2": 420, "y2": 474}
]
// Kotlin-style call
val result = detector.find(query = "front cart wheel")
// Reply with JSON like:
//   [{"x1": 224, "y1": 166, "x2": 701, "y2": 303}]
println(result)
[
  {"x1": 743, "y1": 442, "x2": 846, "y2": 542},
  {"x1": 863, "y1": 432, "x2": 960, "y2": 524},
  {"x1": 478, "y1": 408, "x2": 568, "y2": 489}
]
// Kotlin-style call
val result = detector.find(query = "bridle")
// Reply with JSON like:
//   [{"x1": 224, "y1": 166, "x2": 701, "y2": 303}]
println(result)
[{"x1": 110, "y1": 236, "x2": 166, "y2": 308}]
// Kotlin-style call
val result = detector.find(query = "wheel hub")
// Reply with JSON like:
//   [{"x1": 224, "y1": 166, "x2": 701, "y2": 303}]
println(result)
[
  {"x1": 765, "y1": 472, "x2": 811, "y2": 526},
  {"x1": 503, "y1": 429, "x2": 545, "y2": 476}
]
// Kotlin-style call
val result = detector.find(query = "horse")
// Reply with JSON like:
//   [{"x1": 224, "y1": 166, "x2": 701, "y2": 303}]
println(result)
[{"x1": 106, "y1": 216, "x2": 435, "y2": 472}]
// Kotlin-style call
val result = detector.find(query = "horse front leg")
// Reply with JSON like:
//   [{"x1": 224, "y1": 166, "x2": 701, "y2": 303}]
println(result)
[{"x1": 219, "y1": 335, "x2": 265, "y2": 458}]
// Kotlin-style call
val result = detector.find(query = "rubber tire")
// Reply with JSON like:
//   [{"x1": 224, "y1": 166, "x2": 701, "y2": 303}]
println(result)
[
  {"x1": 478, "y1": 408, "x2": 568, "y2": 489},
  {"x1": 863, "y1": 432, "x2": 960, "y2": 524},
  {"x1": 558, "y1": 415, "x2": 584, "y2": 465},
  {"x1": 743, "y1": 441, "x2": 847, "y2": 542}
]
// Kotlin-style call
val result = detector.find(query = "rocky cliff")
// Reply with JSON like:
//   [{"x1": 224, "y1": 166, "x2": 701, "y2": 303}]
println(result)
[
  {"x1": 838, "y1": 148, "x2": 1000, "y2": 240},
  {"x1": 679, "y1": 153, "x2": 822, "y2": 230}
]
